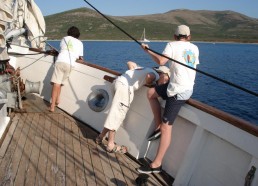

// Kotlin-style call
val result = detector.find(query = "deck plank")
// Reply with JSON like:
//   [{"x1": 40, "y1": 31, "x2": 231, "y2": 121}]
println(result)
[
  {"x1": 25, "y1": 113, "x2": 46, "y2": 185},
  {"x1": 78, "y1": 123, "x2": 97, "y2": 185},
  {"x1": 0, "y1": 113, "x2": 18, "y2": 159},
  {"x1": 0, "y1": 113, "x2": 25, "y2": 185},
  {"x1": 35, "y1": 113, "x2": 51, "y2": 185},
  {"x1": 107, "y1": 152, "x2": 127, "y2": 185},
  {"x1": 98, "y1": 145, "x2": 117, "y2": 185},
  {"x1": 64, "y1": 116, "x2": 76, "y2": 185},
  {"x1": 85, "y1": 127, "x2": 107, "y2": 185},
  {"x1": 71, "y1": 121, "x2": 87, "y2": 186},
  {"x1": 56, "y1": 113, "x2": 66, "y2": 186},
  {"x1": 14, "y1": 113, "x2": 38, "y2": 185},
  {"x1": 116, "y1": 153, "x2": 138, "y2": 186},
  {"x1": 45, "y1": 113, "x2": 58, "y2": 186},
  {"x1": 0, "y1": 94, "x2": 169, "y2": 186},
  {"x1": 10, "y1": 113, "x2": 31, "y2": 184}
]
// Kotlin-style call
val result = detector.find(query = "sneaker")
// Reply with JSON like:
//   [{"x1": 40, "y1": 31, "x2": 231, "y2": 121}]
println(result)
[
  {"x1": 137, "y1": 164, "x2": 162, "y2": 174},
  {"x1": 147, "y1": 129, "x2": 161, "y2": 141}
]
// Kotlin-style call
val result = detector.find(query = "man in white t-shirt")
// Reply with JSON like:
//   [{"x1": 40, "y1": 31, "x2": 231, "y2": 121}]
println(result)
[
  {"x1": 137, "y1": 25, "x2": 199, "y2": 174},
  {"x1": 49, "y1": 26, "x2": 84, "y2": 112},
  {"x1": 96, "y1": 61, "x2": 170, "y2": 154}
]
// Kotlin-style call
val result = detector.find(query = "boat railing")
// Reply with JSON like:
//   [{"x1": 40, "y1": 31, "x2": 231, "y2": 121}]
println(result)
[
  {"x1": 29, "y1": 47, "x2": 258, "y2": 137},
  {"x1": 98, "y1": 70, "x2": 258, "y2": 138}
]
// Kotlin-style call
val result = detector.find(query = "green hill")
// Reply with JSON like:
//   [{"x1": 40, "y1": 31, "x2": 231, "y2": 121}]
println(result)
[{"x1": 45, "y1": 8, "x2": 258, "y2": 43}]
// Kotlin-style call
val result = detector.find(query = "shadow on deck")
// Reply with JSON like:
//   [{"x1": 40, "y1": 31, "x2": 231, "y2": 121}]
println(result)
[{"x1": 0, "y1": 94, "x2": 172, "y2": 185}]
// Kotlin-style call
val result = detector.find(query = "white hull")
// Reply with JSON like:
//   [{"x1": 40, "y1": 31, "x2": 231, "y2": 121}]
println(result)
[{"x1": 6, "y1": 47, "x2": 258, "y2": 185}]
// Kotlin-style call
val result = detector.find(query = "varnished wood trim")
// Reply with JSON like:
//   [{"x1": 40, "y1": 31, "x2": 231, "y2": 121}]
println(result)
[
  {"x1": 29, "y1": 47, "x2": 121, "y2": 75},
  {"x1": 101, "y1": 74, "x2": 258, "y2": 137},
  {"x1": 187, "y1": 99, "x2": 258, "y2": 137},
  {"x1": 29, "y1": 48, "x2": 58, "y2": 56},
  {"x1": 76, "y1": 60, "x2": 121, "y2": 76}
]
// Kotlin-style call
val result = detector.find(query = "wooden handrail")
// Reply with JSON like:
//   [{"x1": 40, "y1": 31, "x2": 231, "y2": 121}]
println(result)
[{"x1": 29, "y1": 47, "x2": 258, "y2": 137}]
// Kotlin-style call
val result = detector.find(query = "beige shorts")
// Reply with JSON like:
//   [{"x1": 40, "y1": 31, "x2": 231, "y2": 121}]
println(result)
[
  {"x1": 104, "y1": 81, "x2": 134, "y2": 131},
  {"x1": 51, "y1": 62, "x2": 72, "y2": 85}
]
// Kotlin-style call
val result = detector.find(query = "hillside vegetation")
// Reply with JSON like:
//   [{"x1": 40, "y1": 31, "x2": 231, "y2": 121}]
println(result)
[{"x1": 45, "y1": 8, "x2": 258, "y2": 43}]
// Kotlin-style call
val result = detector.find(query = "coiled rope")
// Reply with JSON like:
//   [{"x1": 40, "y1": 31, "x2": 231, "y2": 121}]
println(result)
[{"x1": 84, "y1": 0, "x2": 258, "y2": 97}]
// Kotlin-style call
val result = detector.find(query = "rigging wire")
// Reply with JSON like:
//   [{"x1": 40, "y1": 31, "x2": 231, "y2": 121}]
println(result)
[{"x1": 82, "y1": 0, "x2": 258, "y2": 98}]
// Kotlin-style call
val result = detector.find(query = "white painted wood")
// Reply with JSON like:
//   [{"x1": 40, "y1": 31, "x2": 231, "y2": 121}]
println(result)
[
  {"x1": 0, "y1": 99, "x2": 10, "y2": 140},
  {"x1": 173, "y1": 126, "x2": 208, "y2": 185},
  {"x1": 180, "y1": 105, "x2": 258, "y2": 157},
  {"x1": 188, "y1": 134, "x2": 251, "y2": 186},
  {"x1": 248, "y1": 157, "x2": 258, "y2": 186}
]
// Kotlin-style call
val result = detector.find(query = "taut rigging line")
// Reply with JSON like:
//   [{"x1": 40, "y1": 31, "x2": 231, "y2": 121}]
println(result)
[{"x1": 82, "y1": 0, "x2": 258, "y2": 98}]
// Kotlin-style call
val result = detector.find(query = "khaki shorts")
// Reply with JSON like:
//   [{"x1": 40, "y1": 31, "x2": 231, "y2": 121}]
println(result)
[
  {"x1": 51, "y1": 62, "x2": 72, "y2": 85},
  {"x1": 104, "y1": 81, "x2": 134, "y2": 131}
]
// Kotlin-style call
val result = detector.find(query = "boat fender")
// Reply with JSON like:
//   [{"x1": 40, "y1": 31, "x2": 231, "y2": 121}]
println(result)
[
  {"x1": 87, "y1": 89, "x2": 109, "y2": 112},
  {"x1": 25, "y1": 80, "x2": 41, "y2": 94}
]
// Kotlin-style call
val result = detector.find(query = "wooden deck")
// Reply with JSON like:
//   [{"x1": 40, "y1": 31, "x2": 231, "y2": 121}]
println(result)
[{"x1": 0, "y1": 94, "x2": 171, "y2": 186}]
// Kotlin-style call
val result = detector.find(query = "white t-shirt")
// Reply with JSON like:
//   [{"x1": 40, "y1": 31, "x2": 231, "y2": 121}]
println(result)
[
  {"x1": 56, "y1": 36, "x2": 84, "y2": 67},
  {"x1": 117, "y1": 67, "x2": 159, "y2": 91},
  {"x1": 163, "y1": 41, "x2": 199, "y2": 97}
]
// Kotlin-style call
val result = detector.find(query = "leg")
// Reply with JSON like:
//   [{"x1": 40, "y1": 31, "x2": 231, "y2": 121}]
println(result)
[
  {"x1": 99, "y1": 82, "x2": 129, "y2": 153},
  {"x1": 50, "y1": 62, "x2": 69, "y2": 109},
  {"x1": 151, "y1": 99, "x2": 185, "y2": 168},
  {"x1": 56, "y1": 85, "x2": 62, "y2": 105},
  {"x1": 147, "y1": 87, "x2": 162, "y2": 129},
  {"x1": 99, "y1": 127, "x2": 110, "y2": 139},
  {"x1": 96, "y1": 127, "x2": 110, "y2": 144},
  {"x1": 50, "y1": 83, "x2": 61, "y2": 111},
  {"x1": 151, "y1": 123, "x2": 172, "y2": 168},
  {"x1": 107, "y1": 130, "x2": 116, "y2": 149},
  {"x1": 106, "y1": 130, "x2": 127, "y2": 154},
  {"x1": 137, "y1": 96, "x2": 185, "y2": 173},
  {"x1": 137, "y1": 122, "x2": 172, "y2": 173}
]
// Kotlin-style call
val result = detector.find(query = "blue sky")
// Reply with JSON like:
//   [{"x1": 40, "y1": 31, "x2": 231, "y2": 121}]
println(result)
[{"x1": 34, "y1": 0, "x2": 258, "y2": 18}]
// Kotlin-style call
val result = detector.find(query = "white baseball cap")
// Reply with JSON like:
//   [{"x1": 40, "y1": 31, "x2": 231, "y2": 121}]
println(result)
[
  {"x1": 154, "y1": 66, "x2": 170, "y2": 77},
  {"x1": 175, "y1": 25, "x2": 190, "y2": 36}
]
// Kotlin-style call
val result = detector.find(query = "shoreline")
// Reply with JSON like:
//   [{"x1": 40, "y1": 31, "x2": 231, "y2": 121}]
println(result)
[{"x1": 47, "y1": 39, "x2": 258, "y2": 44}]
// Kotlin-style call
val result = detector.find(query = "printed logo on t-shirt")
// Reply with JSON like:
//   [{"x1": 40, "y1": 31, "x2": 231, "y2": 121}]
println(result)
[
  {"x1": 183, "y1": 50, "x2": 196, "y2": 68},
  {"x1": 66, "y1": 40, "x2": 74, "y2": 52}
]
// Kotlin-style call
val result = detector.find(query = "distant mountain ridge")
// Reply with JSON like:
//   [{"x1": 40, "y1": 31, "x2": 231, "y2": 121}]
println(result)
[{"x1": 45, "y1": 8, "x2": 258, "y2": 43}]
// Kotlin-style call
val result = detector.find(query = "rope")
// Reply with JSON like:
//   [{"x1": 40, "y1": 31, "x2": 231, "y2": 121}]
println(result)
[
  {"x1": 82, "y1": 0, "x2": 141, "y2": 45},
  {"x1": 82, "y1": 0, "x2": 258, "y2": 98}
]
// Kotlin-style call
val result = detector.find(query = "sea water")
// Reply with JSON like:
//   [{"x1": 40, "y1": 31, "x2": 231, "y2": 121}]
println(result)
[{"x1": 48, "y1": 41, "x2": 258, "y2": 125}]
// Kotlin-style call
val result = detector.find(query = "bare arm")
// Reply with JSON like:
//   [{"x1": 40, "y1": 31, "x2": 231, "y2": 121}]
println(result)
[
  {"x1": 75, "y1": 56, "x2": 84, "y2": 63},
  {"x1": 145, "y1": 72, "x2": 157, "y2": 86},
  {"x1": 127, "y1": 61, "x2": 138, "y2": 70},
  {"x1": 141, "y1": 44, "x2": 169, "y2": 65}
]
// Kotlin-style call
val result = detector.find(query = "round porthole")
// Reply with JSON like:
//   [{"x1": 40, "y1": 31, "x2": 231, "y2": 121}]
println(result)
[{"x1": 87, "y1": 89, "x2": 109, "y2": 112}]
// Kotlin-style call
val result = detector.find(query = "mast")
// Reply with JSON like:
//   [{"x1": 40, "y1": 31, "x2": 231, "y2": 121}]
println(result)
[
  {"x1": 143, "y1": 28, "x2": 146, "y2": 40},
  {"x1": 140, "y1": 28, "x2": 150, "y2": 42}
]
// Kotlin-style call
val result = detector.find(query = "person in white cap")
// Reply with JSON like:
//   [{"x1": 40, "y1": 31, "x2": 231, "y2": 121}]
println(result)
[
  {"x1": 95, "y1": 61, "x2": 170, "y2": 154},
  {"x1": 137, "y1": 25, "x2": 199, "y2": 174}
]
